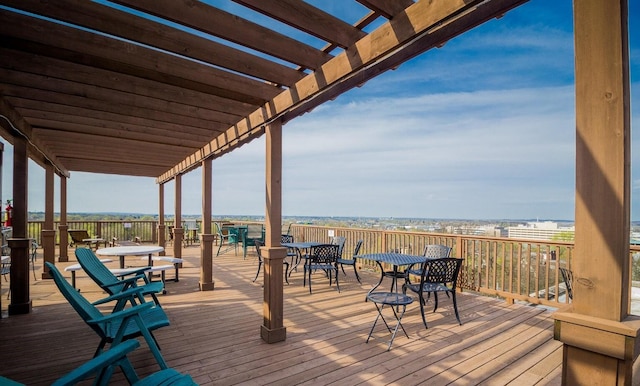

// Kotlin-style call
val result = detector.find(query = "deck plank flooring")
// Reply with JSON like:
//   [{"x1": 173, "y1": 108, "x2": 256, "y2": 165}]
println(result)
[{"x1": 0, "y1": 245, "x2": 562, "y2": 385}]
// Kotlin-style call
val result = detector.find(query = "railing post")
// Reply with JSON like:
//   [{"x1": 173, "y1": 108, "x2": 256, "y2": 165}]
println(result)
[
  {"x1": 58, "y1": 224, "x2": 69, "y2": 262},
  {"x1": 41, "y1": 229, "x2": 55, "y2": 279}
]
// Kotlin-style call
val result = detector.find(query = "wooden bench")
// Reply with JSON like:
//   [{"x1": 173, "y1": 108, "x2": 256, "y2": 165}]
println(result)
[{"x1": 141, "y1": 256, "x2": 184, "y2": 282}]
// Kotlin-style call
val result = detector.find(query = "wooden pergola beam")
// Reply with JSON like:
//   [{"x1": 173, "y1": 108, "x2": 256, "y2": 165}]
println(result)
[
  {"x1": 0, "y1": 96, "x2": 69, "y2": 177},
  {"x1": 112, "y1": 0, "x2": 332, "y2": 70},
  {"x1": 2, "y1": 0, "x2": 304, "y2": 88},
  {"x1": 158, "y1": 0, "x2": 527, "y2": 183}
]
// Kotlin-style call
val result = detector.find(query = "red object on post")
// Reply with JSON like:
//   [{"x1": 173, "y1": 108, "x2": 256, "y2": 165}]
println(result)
[{"x1": 4, "y1": 200, "x2": 12, "y2": 227}]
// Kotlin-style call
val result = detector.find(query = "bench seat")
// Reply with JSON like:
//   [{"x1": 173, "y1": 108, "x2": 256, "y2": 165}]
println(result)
[
  {"x1": 141, "y1": 256, "x2": 184, "y2": 282},
  {"x1": 64, "y1": 259, "x2": 113, "y2": 289}
]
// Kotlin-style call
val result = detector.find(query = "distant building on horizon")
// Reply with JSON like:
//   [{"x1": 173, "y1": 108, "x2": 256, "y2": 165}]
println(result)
[{"x1": 507, "y1": 221, "x2": 575, "y2": 241}]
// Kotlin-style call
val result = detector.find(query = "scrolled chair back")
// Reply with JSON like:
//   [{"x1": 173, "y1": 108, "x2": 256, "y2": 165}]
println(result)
[
  {"x1": 422, "y1": 244, "x2": 451, "y2": 258},
  {"x1": 310, "y1": 244, "x2": 339, "y2": 264}
]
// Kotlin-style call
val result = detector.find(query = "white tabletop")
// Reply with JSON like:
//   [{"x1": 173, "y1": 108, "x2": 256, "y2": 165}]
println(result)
[
  {"x1": 96, "y1": 245, "x2": 164, "y2": 268},
  {"x1": 96, "y1": 245, "x2": 164, "y2": 256}
]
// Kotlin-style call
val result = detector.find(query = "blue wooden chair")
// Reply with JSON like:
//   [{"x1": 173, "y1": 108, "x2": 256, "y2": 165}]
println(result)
[
  {"x1": 45, "y1": 262, "x2": 170, "y2": 368},
  {"x1": 215, "y1": 222, "x2": 239, "y2": 256},
  {"x1": 52, "y1": 340, "x2": 195, "y2": 386},
  {"x1": 75, "y1": 248, "x2": 164, "y2": 306},
  {"x1": 242, "y1": 224, "x2": 264, "y2": 259}
]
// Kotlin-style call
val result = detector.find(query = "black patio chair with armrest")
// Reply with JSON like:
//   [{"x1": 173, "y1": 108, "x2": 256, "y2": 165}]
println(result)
[
  {"x1": 337, "y1": 240, "x2": 363, "y2": 283},
  {"x1": 76, "y1": 248, "x2": 164, "y2": 306},
  {"x1": 559, "y1": 267, "x2": 573, "y2": 301},
  {"x1": 52, "y1": 339, "x2": 195, "y2": 386},
  {"x1": 331, "y1": 236, "x2": 346, "y2": 258},
  {"x1": 402, "y1": 257, "x2": 463, "y2": 329},
  {"x1": 253, "y1": 240, "x2": 289, "y2": 285},
  {"x1": 405, "y1": 244, "x2": 452, "y2": 287},
  {"x1": 281, "y1": 234, "x2": 300, "y2": 274},
  {"x1": 45, "y1": 262, "x2": 170, "y2": 368},
  {"x1": 304, "y1": 244, "x2": 340, "y2": 294}
]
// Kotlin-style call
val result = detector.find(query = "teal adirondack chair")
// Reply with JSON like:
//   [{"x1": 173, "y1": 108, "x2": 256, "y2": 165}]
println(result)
[
  {"x1": 52, "y1": 340, "x2": 195, "y2": 386},
  {"x1": 45, "y1": 262, "x2": 170, "y2": 369},
  {"x1": 75, "y1": 248, "x2": 164, "y2": 306}
]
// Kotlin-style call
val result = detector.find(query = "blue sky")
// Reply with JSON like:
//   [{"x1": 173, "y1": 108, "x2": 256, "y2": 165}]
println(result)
[{"x1": 1, "y1": 1, "x2": 639, "y2": 221}]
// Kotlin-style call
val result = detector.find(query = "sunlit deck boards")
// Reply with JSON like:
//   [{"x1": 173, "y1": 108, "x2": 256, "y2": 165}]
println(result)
[{"x1": 0, "y1": 246, "x2": 562, "y2": 385}]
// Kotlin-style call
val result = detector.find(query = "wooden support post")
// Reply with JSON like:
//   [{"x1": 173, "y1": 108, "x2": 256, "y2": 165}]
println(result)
[
  {"x1": 41, "y1": 162, "x2": 54, "y2": 279},
  {"x1": 553, "y1": 1, "x2": 637, "y2": 384},
  {"x1": 158, "y1": 183, "x2": 166, "y2": 255},
  {"x1": 261, "y1": 118, "x2": 286, "y2": 343},
  {"x1": 9, "y1": 135, "x2": 31, "y2": 315},
  {"x1": 173, "y1": 174, "x2": 183, "y2": 259},
  {"x1": 58, "y1": 176, "x2": 68, "y2": 262},
  {"x1": 200, "y1": 158, "x2": 214, "y2": 291}
]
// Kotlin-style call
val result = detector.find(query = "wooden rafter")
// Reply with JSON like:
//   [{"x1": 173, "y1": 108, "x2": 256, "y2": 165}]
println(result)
[{"x1": 0, "y1": 0, "x2": 528, "y2": 180}]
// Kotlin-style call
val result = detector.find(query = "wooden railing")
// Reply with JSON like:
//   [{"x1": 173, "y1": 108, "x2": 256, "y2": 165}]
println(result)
[
  {"x1": 26, "y1": 220, "x2": 640, "y2": 307},
  {"x1": 290, "y1": 224, "x2": 640, "y2": 308},
  {"x1": 27, "y1": 220, "x2": 174, "y2": 245}
]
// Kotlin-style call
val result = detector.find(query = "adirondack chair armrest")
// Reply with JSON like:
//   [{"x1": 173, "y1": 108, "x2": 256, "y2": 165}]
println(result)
[
  {"x1": 52, "y1": 340, "x2": 141, "y2": 386},
  {"x1": 92, "y1": 286, "x2": 147, "y2": 306},
  {"x1": 87, "y1": 301, "x2": 154, "y2": 325},
  {"x1": 52, "y1": 339, "x2": 194, "y2": 386},
  {"x1": 101, "y1": 274, "x2": 149, "y2": 291}
]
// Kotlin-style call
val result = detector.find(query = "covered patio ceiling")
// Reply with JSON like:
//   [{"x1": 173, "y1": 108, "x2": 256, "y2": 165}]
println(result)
[{"x1": 0, "y1": 0, "x2": 527, "y2": 182}]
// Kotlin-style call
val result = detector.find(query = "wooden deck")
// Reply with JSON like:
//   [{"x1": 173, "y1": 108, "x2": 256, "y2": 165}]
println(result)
[{"x1": 0, "y1": 245, "x2": 563, "y2": 385}]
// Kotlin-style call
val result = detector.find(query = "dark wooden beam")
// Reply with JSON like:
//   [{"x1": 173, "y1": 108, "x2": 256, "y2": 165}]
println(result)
[
  {"x1": 158, "y1": 0, "x2": 527, "y2": 183},
  {"x1": 111, "y1": 0, "x2": 331, "y2": 70},
  {"x1": 0, "y1": 9, "x2": 280, "y2": 105},
  {"x1": 0, "y1": 49, "x2": 256, "y2": 118},
  {"x1": 357, "y1": 0, "x2": 415, "y2": 19},
  {"x1": 0, "y1": 95, "x2": 69, "y2": 177},
  {"x1": 3, "y1": 0, "x2": 304, "y2": 88},
  {"x1": 233, "y1": 0, "x2": 366, "y2": 48}
]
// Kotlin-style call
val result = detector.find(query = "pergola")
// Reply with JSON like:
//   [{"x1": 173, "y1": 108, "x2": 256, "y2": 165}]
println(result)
[{"x1": 0, "y1": 0, "x2": 634, "y2": 384}]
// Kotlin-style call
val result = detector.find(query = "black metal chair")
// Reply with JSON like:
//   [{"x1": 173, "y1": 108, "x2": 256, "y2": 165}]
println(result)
[
  {"x1": 280, "y1": 234, "x2": 299, "y2": 273},
  {"x1": 366, "y1": 291, "x2": 414, "y2": 351},
  {"x1": 405, "y1": 244, "x2": 452, "y2": 286},
  {"x1": 402, "y1": 257, "x2": 463, "y2": 329},
  {"x1": 303, "y1": 244, "x2": 340, "y2": 294},
  {"x1": 337, "y1": 240, "x2": 363, "y2": 283},
  {"x1": 331, "y1": 236, "x2": 346, "y2": 258},
  {"x1": 560, "y1": 267, "x2": 573, "y2": 301},
  {"x1": 253, "y1": 240, "x2": 289, "y2": 285}
]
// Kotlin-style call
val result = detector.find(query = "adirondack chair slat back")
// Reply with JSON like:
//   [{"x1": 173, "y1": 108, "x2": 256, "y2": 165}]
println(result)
[{"x1": 75, "y1": 248, "x2": 125, "y2": 294}]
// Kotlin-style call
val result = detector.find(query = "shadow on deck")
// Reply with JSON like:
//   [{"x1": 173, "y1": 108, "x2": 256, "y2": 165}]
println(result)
[{"x1": 0, "y1": 245, "x2": 562, "y2": 385}]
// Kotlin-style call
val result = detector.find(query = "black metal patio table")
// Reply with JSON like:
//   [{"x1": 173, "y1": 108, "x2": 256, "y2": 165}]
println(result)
[
  {"x1": 355, "y1": 252, "x2": 428, "y2": 296},
  {"x1": 281, "y1": 241, "x2": 323, "y2": 274}
]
